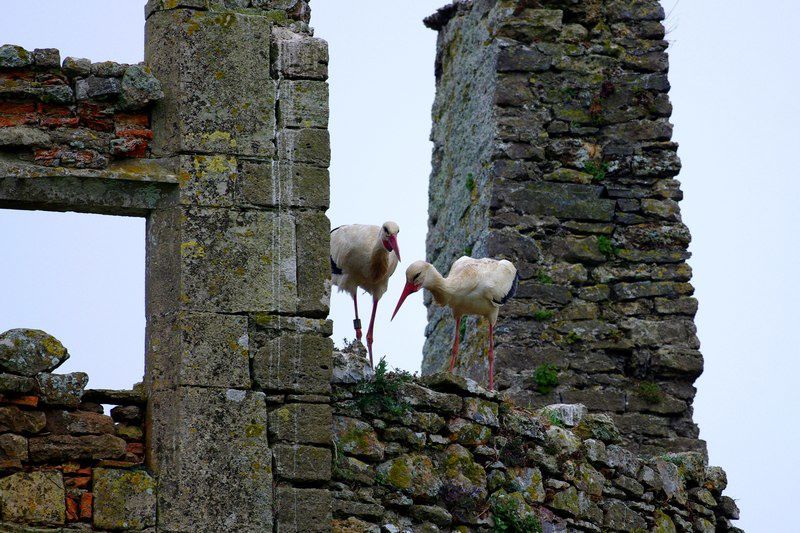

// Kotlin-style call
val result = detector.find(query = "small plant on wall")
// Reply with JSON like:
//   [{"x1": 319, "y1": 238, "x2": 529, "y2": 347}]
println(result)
[{"x1": 533, "y1": 363, "x2": 559, "y2": 394}]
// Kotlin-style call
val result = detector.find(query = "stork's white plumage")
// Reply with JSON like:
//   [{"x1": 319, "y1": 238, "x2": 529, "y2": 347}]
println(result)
[
  {"x1": 392, "y1": 256, "x2": 518, "y2": 390},
  {"x1": 330, "y1": 221, "x2": 401, "y2": 366}
]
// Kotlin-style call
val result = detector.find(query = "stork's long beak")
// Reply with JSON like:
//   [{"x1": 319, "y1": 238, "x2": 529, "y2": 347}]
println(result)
[
  {"x1": 388, "y1": 235, "x2": 401, "y2": 262},
  {"x1": 391, "y1": 281, "x2": 418, "y2": 321}
]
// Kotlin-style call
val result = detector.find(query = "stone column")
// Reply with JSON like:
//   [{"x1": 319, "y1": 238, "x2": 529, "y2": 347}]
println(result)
[
  {"x1": 424, "y1": 0, "x2": 704, "y2": 457},
  {"x1": 144, "y1": 1, "x2": 331, "y2": 530}
]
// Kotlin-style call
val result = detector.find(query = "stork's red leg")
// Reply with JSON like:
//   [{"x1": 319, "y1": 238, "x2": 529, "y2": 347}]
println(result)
[
  {"x1": 488, "y1": 323, "x2": 495, "y2": 391},
  {"x1": 449, "y1": 316, "x2": 461, "y2": 372},
  {"x1": 353, "y1": 295, "x2": 362, "y2": 341},
  {"x1": 366, "y1": 297, "x2": 378, "y2": 368}
]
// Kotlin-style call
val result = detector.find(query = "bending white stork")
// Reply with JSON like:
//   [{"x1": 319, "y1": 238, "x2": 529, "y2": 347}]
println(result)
[
  {"x1": 331, "y1": 221, "x2": 401, "y2": 366},
  {"x1": 391, "y1": 256, "x2": 518, "y2": 390}
]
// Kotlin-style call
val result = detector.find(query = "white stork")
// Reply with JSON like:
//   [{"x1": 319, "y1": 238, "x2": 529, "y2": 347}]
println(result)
[
  {"x1": 330, "y1": 221, "x2": 401, "y2": 366},
  {"x1": 391, "y1": 256, "x2": 518, "y2": 390}
]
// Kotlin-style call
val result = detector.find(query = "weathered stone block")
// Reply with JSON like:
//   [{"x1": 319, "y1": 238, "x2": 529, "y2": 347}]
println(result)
[
  {"x1": 119, "y1": 64, "x2": 164, "y2": 111},
  {"x1": 279, "y1": 80, "x2": 329, "y2": 129},
  {"x1": 148, "y1": 311, "x2": 250, "y2": 390},
  {"x1": 621, "y1": 318, "x2": 699, "y2": 348},
  {"x1": 0, "y1": 471, "x2": 65, "y2": 525},
  {"x1": 495, "y1": 9, "x2": 563, "y2": 42},
  {"x1": 0, "y1": 433, "x2": 28, "y2": 461},
  {"x1": 93, "y1": 468, "x2": 156, "y2": 530},
  {"x1": 268, "y1": 402, "x2": 331, "y2": 445},
  {"x1": 75, "y1": 76, "x2": 122, "y2": 101},
  {"x1": 278, "y1": 128, "x2": 331, "y2": 167},
  {"x1": 550, "y1": 486, "x2": 601, "y2": 522},
  {"x1": 398, "y1": 382, "x2": 462, "y2": 414},
  {"x1": 177, "y1": 154, "x2": 238, "y2": 207},
  {"x1": 146, "y1": 9, "x2": 277, "y2": 156},
  {"x1": 28, "y1": 434, "x2": 126, "y2": 462},
  {"x1": 45, "y1": 410, "x2": 114, "y2": 435},
  {"x1": 236, "y1": 159, "x2": 329, "y2": 209},
  {"x1": 33, "y1": 48, "x2": 60, "y2": 68},
  {"x1": 152, "y1": 387, "x2": 272, "y2": 531},
  {"x1": 0, "y1": 45, "x2": 33, "y2": 68},
  {"x1": 333, "y1": 416, "x2": 384, "y2": 461},
  {"x1": 606, "y1": 0, "x2": 665, "y2": 21},
  {"x1": 500, "y1": 181, "x2": 615, "y2": 221},
  {"x1": 551, "y1": 235, "x2": 607, "y2": 263},
  {"x1": 0, "y1": 373, "x2": 35, "y2": 394},
  {"x1": 179, "y1": 208, "x2": 298, "y2": 314},
  {"x1": 561, "y1": 389, "x2": 626, "y2": 413},
  {"x1": 272, "y1": 29, "x2": 328, "y2": 79},
  {"x1": 604, "y1": 500, "x2": 647, "y2": 531},
  {"x1": 0, "y1": 329, "x2": 69, "y2": 376},
  {"x1": 35, "y1": 372, "x2": 88, "y2": 407},
  {"x1": 295, "y1": 210, "x2": 331, "y2": 317},
  {"x1": 462, "y1": 397, "x2": 499, "y2": 427},
  {"x1": 273, "y1": 444, "x2": 331, "y2": 482},
  {"x1": 497, "y1": 43, "x2": 552, "y2": 72},
  {"x1": 275, "y1": 487, "x2": 331, "y2": 533},
  {"x1": 0, "y1": 405, "x2": 46, "y2": 434},
  {"x1": 377, "y1": 453, "x2": 442, "y2": 500},
  {"x1": 252, "y1": 333, "x2": 332, "y2": 394}
]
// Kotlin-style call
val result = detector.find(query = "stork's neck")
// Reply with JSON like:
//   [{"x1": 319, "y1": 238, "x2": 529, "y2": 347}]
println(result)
[
  {"x1": 423, "y1": 265, "x2": 449, "y2": 305},
  {"x1": 372, "y1": 230, "x2": 390, "y2": 256}
]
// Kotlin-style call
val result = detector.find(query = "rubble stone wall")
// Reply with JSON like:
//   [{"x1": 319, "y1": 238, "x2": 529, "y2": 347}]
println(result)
[
  {"x1": 330, "y1": 350, "x2": 740, "y2": 532},
  {"x1": 0, "y1": 329, "x2": 151, "y2": 530},
  {"x1": 0, "y1": 44, "x2": 162, "y2": 169},
  {"x1": 423, "y1": 0, "x2": 704, "y2": 458}
]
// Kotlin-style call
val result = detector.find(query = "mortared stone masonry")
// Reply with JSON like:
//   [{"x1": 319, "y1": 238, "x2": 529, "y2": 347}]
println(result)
[
  {"x1": 0, "y1": 0, "x2": 740, "y2": 531},
  {"x1": 422, "y1": 0, "x2": 706, "y2": 459}
]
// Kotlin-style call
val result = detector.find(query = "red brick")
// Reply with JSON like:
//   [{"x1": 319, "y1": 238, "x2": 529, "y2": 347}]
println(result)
[
  {"x1": 61, "y1": 463, "x2": 83, "y2": 474},
  {"x1": 114, "y1": 112, "x2": 150, "y2": 127},
  {"x1": 0, "y1": 70, "x2": 35, "y2": 83},
  {"x1": 0, "y1": 115, "x2": 34, "y2": 127},
  {"x1": 77, "y1": 103, "x2": 114, "y2": 132},
  {"x1": 41, "y1": 116, "x2": 80, "y2": 127},
  {"x1": 66, "y1": 475, "x2": 91, "y2": 489},
  {"x1": 34, "y1": 147, "x2": 62, "y2": 166},
  {"x1": 79, "y1": 492, "x2": 93, "y2": 520},
  {"x1": 126, "y1": 442, "x2": 144, "y2": 456},
  {"x1": 116, "y1": 128, "x2": 154, "y2": 140},
  {"x1": 66, "y1": 496, "x2": 79, "y2": 522},
  {"x1": 0, "y1": 394, "x2": 39, "y2": 407},
  {"x1": 2, "y1": 101, "x2": 37, "y2": 114}
]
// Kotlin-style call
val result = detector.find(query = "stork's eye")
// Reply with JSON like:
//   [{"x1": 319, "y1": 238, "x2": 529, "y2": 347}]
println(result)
[
  {"x1": 382, "y1": 225, "x2": 388, "y2": 233},
  {"x1": 413, "y1": 273, "x2": 421, "y2": 282}
]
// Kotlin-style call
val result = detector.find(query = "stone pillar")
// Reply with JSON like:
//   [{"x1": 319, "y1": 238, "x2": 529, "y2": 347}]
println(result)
[
  {"x1": 144, "y1": 1, "x2": 331, "y2": 531},
  {"x1": 424, "y1": 0, "x2": 704, "y2": 457}
]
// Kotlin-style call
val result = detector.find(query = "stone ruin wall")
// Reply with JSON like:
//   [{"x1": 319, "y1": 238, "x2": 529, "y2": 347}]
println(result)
[
  {"x1": 423, "y1": 0, "x2": 705, "y2": 459},
  {"x1": 0, "y1": 0, "x2": 740, "y2": 531},
  {"x1": 0, "y1": 45, "x2": 161, "y2": 170},
  {"x1": 329, "y1": 348, "x2": 739, "y2": 532},
  {"x1": 0, "y1": 330, "x2": 149, "y2": 529},
  {"x1": 0, "y1": 0, "x2": 334, "y2": 528}
]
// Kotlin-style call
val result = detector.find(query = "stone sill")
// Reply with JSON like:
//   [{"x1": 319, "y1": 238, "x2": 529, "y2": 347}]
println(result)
[{"x1": 0, "y1": 156, "x2": 177, "y2": 185}]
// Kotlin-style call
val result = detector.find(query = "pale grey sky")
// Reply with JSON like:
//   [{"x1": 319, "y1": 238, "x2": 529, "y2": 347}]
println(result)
[{"x1": 2, "y1": 1, "x2": 797, "y2": 529}]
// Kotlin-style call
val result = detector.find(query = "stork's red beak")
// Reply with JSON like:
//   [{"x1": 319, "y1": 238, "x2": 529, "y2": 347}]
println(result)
[
  {"x1": 391, "y1": 281, "x2": 419, "y2": 321},
  {"x1": 388, "y1": 235, "x2": 401, "y2": 262}
]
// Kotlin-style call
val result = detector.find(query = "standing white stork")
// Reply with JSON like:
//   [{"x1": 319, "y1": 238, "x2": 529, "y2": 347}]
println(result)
[
  {"x1": 331, "y1": 221, "x2": 401, "y2": 366},
  {"x1": 391, "y1": 256, "x2": 518, "y2": 390}
]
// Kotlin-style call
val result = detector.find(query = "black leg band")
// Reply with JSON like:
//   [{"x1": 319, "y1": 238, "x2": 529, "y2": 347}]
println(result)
[{"x1": 353, "y1": 319, "x2": 362, "y2": 330}]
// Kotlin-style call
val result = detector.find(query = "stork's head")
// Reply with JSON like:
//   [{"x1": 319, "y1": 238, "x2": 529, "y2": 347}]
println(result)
[
  {"x1": 391, "y1": 260, "x2": 430, "y2": 320},
  {"x1": 380, "y1": 221, "x2": 401, "y2": 262}
]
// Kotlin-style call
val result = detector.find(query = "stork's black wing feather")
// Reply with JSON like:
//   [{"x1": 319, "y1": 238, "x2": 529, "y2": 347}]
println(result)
[
  {"x1": 331, "y1": 256, "x2": 343, "y2": 275},
  {"x1": 495, "y1": 271, "x2": 519, "y2": 305}
]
